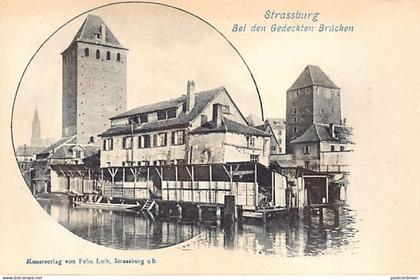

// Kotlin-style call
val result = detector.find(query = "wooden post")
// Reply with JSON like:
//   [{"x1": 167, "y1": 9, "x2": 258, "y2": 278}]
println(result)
[
  {"x1": 254, "y1": 164, "x2": 258, "y2": 207},
  {"x1": 198, "y1": 205, "x2": 202, "y2": 222},
  {"x1": 175, "y1": 166, "x2": 178, "y2": 201},
  {"x1": 191, "y1": 166, "x2": 194, "y2": 203},
  {"x1": 326, "y1": 177, "x2": 329, "y2": 204},
  {"x1": 177, "y1": 204, "x2": 183, "y2": 220},
  {"x1": 122, "y1": 167, "x2": 125, "y2": 198},
  {"x1": 334, "y1": 206, "x2": 340, "y2": 227},
  {"x1": 271, "y1": 172, "x2": 275, "y2": 206},
  {"x1": 146, "y1": 167, "x2": 150, "y2": 199},
  {"x1": 319, "y1": 207, "x2": 324, "y2": 225},
  {"x1": 209, "y1": 165, "x2": 212, "y2": 203}
]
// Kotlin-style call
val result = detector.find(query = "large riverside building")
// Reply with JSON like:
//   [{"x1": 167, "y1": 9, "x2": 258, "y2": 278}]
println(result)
[{"x1": 98, "y1": 81, "x2": 271, "y2": 168}]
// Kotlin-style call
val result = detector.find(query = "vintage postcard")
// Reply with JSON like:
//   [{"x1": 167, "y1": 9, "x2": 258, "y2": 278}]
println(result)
[{"x1": 0, "y1": 0, "x2": 419, "y2": 276}]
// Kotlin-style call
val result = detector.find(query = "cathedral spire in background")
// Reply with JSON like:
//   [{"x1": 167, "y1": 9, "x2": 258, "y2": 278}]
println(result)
[{"x1": 31, "y1": 105, "x2": 41, "y2": 147}]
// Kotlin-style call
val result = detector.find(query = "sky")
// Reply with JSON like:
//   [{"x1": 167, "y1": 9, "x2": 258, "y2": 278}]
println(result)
[{"x1": 12, "y1": 2, "x2": 362, "y2": 147}]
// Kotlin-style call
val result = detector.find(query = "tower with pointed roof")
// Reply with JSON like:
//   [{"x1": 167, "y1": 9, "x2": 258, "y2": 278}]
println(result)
[
  {"x1": 285, "y1": 65, "x2": 341, "y2": 153},
  {"x1": 31, "y1": 106, "x2": 42, "y2": 147},
  {"x1": 62, "y1": 14, "x2": 127, "y2": 144}
]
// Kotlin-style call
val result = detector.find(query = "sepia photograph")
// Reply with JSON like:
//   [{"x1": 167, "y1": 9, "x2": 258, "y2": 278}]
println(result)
[{"x1": 1, "y1": 0, "x2": 419, "y2": 277}]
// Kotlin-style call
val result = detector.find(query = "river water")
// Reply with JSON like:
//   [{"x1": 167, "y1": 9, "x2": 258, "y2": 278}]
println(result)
[{"x1": 37, "y1": 197, "x2": 358, "y2": 256}]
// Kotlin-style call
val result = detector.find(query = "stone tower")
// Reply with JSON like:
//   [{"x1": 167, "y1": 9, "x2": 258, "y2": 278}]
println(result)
[
  {"x1": 31, "y1": 106, "x2": 42, "y2": 147},
  {"x1": 285, "y1": 65, "x2": 341, "y2": 153},
  {"x1": 62, "y1": 14, "x2": 127, "y2": 144}
]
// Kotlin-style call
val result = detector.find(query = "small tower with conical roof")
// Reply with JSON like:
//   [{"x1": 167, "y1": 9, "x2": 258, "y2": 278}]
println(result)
[
  {"x1": 285, "y1": 65, "x2": 341, "y2": 153},
  {"x1": 61, "y1": 14, "x2": 128, "y2": 144},
  {"x1": 31, "y1": 106, "x2": 42, "y2": 147}
]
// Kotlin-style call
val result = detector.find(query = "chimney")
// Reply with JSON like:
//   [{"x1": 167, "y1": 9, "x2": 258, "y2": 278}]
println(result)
[
  {"x1": 212, "y1": 103, "x2": 223, "y2": 128},
  {"x1": 100, "y1": 24, "x2": 106, "y2": 42},
  {"x1": 186, "y1": 80, "x2": 195, "y2": 112},
  {"x1": 329, "y1": 123, "x2": 336, "y2": 138}
]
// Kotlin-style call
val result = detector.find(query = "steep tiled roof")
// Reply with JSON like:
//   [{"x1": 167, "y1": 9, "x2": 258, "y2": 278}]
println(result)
[
  {"x1": 190, "y1": 117, "x2": 271, "y2": 137},
  {"x1": 70, "y1": 14, "x2": 126, "y2": 49},
  {"x1": 99, "y1": 87, "x2": 224, "y2": 137},
  {"x1": 291, "y1": 123, "x2": 352, "y2": 144},
  {"x1": 288, "y1": 65, "x2": 339, "y2": 91}
]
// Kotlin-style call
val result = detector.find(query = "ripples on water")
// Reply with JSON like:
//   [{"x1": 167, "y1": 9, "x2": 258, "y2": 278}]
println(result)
[{"x1": 38, "y1": 197, "x2": 359, "y2": 256}]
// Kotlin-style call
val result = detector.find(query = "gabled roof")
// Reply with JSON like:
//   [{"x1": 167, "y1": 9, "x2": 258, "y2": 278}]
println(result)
[
  {"x1": 37, "y1": 135, "x2": 99, "y2": 160},
  {"x1": 99, "y1": 87, "x2": 225, "y2": 137},
  {"x1": 190, "y1": 117, "x2": 271, "y2": 137},
  {"x1": 291, "y1": 123, "x2": 352, "y2": 144},
  {"x1": 38, "y1": 136, "x2": 76, "y2": 155},
  {"x1": 288, "y1": 65, "x2": 339, "y2": 91},
  {"x1": 68, "y1": 14, "x2": 126, "y2": 50}
]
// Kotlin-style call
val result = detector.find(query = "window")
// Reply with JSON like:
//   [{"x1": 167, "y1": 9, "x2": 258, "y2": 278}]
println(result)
[
  {"x1": 279, "y1": 139, "x2": 282, "y2": 144},
  {"x1": 294, "y1": 117, "x2": 297, "y2": 123},
  {"x1": 89, "y1": 136, "x2": 94, "y2": 143},
  {"x1": 222, "y1": 105, "x2": 230, "y2": 114},
  {"x1": 122, "y1": 136, "x2": 133, "y2": 150},
  {"x1": 167, "y1": 108, "x2": 176, "y2": 119},
  {"x1": 106, "y1": 51, "x2": 111, "y2": 60},
  {"x1": 303, "y1": 145, "x2": 310, "y2": 154},
  {"x1": 139, "y1": 113, "x2": 148, "y2": 123},
  {"x1": 247, "y1": 136, "x2": 256, "y2": 147},
  {"x1": 293, "y1": 107, "x2": 297, "y2": 114},
  {"x1": 171, "y1": 130, "x2": 185, "y2": 145},
  {"x1": 331, "y1": 145, "x2": 336, "y2": 152},
  {"x1": 84, "y1": 48, "x2": 89, "y2": 57},
  {"x1": 271, "y1": 146, "x2": 277, "y2": 152},
  {"x1": 128, "y1": 116, "x2": 139, "y2": 125},
  {"x1": 141, "y1": 160, "x2": 150, "y2": 166},
  {"x1": 103, "y1": 138, "x2": 113, "y2": 151},
  {"x1": 158, "y1": 160, "x2": 167, "y2": 166},
  {"x1": 138, "y1": 135, "x2": 151, "y2": 148},
  {"x1": 278, "y1": 130, "x2": 282, "y2": 136},
  {"x1": 153, "y1": 133, "x2": 167, "y2": 147},
  {"x1": 279, "y1": 147, "x2": 282, "y2": 153},
  {"x1": 176, "y1": 159, "x2": 186, "y2": 165},
  {"x1": 250, "y1": 154, "x2": 259, "y2": 163},
  {"x1": 182, "y1": 103, "x2": 187, "y2": 112},
  {"x1": 75, "y1": 150, "x2": 82, "y2": 159},
  {"x1": 157, "y1": 110, "x2": 167, "y2": 120},
  {"x1": 293, "y1": 126, "x2": 297, "y2": 134},
  {"x1": 117, "y1": 53, "x2": 121, "y2": 62},
  {"x1": 340, "y1": 146, "x2": 345, "y2": 151},
  {"x1": 96, "y1": 49, "x2": 100, "y2": 59}
]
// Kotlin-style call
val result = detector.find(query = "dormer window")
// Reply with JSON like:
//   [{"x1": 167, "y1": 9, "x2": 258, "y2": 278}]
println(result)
[
  {"x1": 139, "y1": 113, "x2": 148, "y2": 123},
  {"x1": 157, "y1": 110, "x2": 166, "y2": 120},
  {"x1": 167, "y1": 108, "x2": 176, "y2": 119}
]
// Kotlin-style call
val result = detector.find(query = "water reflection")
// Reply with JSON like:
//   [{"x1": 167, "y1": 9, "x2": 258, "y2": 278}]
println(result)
[{"x1": 38, "y1": 198, "x2": 358, "y2": 256}]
